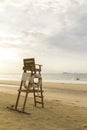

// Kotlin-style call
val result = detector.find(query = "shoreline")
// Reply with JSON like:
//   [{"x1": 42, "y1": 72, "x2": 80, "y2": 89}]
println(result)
[
  {"x1": 0, "y1": 80, "x2": 87, "y2": 107},
  {"x1": 0, "y1": 79, "x2": 87, "y2": 86},
  {"x1": 0, "y1": 78, "x2": 87, "y2": 85}
]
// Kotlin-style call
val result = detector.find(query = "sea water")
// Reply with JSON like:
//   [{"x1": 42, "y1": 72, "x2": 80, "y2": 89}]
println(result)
[
  {"x1": 0, "y1": 73, "x2": 87, "y2": 84},
  {"x1": 42, "y1": 73, "x2": 87, "y2": 84}
]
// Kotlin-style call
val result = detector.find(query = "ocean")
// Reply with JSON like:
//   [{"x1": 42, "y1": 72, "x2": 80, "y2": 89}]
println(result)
[{"x1": 0, "y1": 73, "x2": 87, "y2": 84}]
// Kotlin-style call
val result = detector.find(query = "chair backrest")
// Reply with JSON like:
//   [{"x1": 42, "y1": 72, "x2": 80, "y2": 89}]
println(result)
[{"x1": 23, "y1": 58, "x2": 35, "y2": 71}]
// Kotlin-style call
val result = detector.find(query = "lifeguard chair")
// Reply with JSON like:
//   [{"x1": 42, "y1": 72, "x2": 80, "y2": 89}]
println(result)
[{"x1": 8, "y1": 58, "x2": 44, "y2": 114}]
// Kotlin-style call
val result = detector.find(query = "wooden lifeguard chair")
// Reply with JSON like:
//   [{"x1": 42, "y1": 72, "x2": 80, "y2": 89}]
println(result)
[{"x1": 8, "y1": 58, "x2": 44, "y2": 114}]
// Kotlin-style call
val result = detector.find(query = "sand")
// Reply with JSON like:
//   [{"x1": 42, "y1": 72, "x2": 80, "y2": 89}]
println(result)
[{"x1": 0, "y1": 80, "x2": 87, "y2": 130}]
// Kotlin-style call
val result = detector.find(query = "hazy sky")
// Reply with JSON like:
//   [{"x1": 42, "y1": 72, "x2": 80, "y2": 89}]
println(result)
[{"x1": 0, "y1": 0, "x2": 87, "y2": 73}]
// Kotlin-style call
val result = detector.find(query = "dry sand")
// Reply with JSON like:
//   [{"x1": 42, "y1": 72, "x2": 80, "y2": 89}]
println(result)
[{"x1": 0, "y1": 80, "x2": 87, "y2": 130}]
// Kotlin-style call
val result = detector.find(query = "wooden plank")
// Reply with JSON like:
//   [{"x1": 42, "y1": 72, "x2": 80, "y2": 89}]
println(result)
[
  {"x1": 35, "y1": 101, "x2": 43, "y2": 104},
  {"x1": 7, "y1": 106, "x2": 31, "y2": 115},
  {"x1": 18, "y1": 89, "x2": 43, "y2": 93},
  {"x1": 23, "y1": 58, "x2": 35, "y2": 71}
]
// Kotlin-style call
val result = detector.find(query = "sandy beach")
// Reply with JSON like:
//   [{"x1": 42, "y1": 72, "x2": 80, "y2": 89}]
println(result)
[
  {"x1": 0, "y1": 80, "x2": 87, "y2": 130},
  {"x1": 0, "y1": 80, "x2": 87, "y2": 107}
]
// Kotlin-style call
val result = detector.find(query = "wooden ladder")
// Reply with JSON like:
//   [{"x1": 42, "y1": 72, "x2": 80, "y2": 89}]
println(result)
[{"x1": 33, "y1": 83, "x2": 44, "y2": 108}]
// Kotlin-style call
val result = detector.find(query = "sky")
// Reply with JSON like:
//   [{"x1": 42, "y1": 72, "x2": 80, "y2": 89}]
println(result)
[{"x1": 0, "y1": 0, "x2": 87, "y2": 73}]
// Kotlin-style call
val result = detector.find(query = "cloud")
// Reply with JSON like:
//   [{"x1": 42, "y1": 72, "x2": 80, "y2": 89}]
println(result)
[
  {"x1": 44, "y1": 0, "x2": 87, "y2": 54},
  {"x1": 0, "y1": 0, "x2": 87, "y2": 52},
  {"x1": 0, "y1": 0, "x2": 87, "y2": 73}
]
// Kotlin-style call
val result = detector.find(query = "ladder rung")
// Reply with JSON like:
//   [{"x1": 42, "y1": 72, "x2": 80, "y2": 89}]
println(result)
[
  {"x1": 35, "y1": 95, "x2": 43, "y2": 98},
  {"x1": 35, "y1": 101, "x2": 43, "y2": 104}
]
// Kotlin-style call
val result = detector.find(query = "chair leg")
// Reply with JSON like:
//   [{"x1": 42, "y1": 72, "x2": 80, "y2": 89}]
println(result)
[
  {"x1": 15, "y1": 80, "x2": 23, "y2": 110},
  {"x1": 22, "y1": 92, "x2": 28, "y2": 112}
]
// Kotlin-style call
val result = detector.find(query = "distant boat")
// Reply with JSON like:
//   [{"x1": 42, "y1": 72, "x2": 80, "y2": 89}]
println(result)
[{"x1": 76, "y1": 77, "x2": 80, "y2": 80}]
